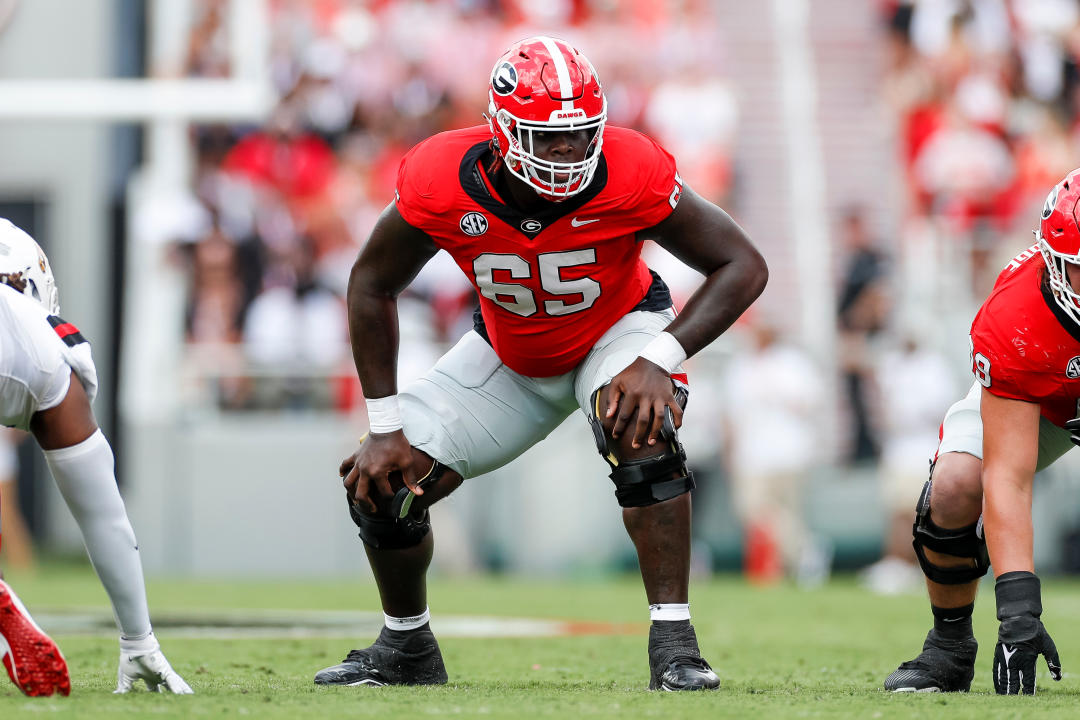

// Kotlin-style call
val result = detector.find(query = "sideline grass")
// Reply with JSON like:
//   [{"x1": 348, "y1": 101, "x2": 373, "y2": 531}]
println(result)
[{"x1": 2, "y1": 566, "x2": 1080, "y2": 718}]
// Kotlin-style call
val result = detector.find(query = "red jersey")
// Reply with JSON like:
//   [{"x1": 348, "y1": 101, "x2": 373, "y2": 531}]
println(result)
[
  {"x1": 969, "y1": 245, "x2": 1080, "y2": 426},
  {"x1": 395, "y1": 125, "x2": 681, "y2": 377}
]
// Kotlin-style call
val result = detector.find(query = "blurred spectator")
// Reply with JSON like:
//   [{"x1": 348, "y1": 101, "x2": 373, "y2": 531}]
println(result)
[
  {"x1": 242, "y1": 236, "x2": 348, "y2": 409},
  {"x1": 721, "y1": 320, "x2": 830, "y2": 586},
  {"x1": 860, "y1": 327, "x2": 957, "y2": 595},
  {"x1": 836, "y1": 207, "x2": 890, "y2": 464},
  {"x1": 182, "y1": 219, "x2": 254, "y2": 409}
]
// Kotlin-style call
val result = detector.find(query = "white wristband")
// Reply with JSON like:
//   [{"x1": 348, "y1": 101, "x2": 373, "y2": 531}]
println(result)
[
  {"x1": 638, "y1": 332, "x2": 687, "y2": 374},
  {"x1": 366, "y1": 395, "x2": 403, "y2": 434}
]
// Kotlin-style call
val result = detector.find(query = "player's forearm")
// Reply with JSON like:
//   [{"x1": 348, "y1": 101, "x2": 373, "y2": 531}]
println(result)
[
  {"x1": 347, "y1": 284, "x2": 401, "y2": 398},
  {"x1": 666, "y1": 252, "x2": 768, "y2": 358},
  {"x1": 983, "y1": 466, "x2": 1035, "y2": 575}
]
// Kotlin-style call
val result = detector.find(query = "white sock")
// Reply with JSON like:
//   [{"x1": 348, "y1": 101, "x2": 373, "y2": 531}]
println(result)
[
  {"x1": 43, "y1": 429, "x2": 152, "y2": 639},
  {"x1": 385, "y1": 607, "x2": 430, "y2": 631},
  {"x1": 649, "y1": 603, "x2": 691, "y2": 622}
]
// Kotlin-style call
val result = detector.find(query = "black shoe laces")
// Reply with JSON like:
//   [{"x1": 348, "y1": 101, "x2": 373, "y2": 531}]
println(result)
[
  {"x1": 343, "y1": 649, "x2": 373, "y2": 665},
  {"x1": 668, "y1": 656, "x2": 711, "y2": 672}
]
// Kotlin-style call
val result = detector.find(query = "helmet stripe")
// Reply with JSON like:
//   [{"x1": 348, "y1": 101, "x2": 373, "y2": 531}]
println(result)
[{"x1": 536, "y1": 36, "x2": 574, "y2": 110}]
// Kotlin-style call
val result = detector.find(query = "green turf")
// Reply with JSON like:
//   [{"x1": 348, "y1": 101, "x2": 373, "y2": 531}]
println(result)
[{"x1": 3, "y1": 565, "x2": 1080, "y2": 718}]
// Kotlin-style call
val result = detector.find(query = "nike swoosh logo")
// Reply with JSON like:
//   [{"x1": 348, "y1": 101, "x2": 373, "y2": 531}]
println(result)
[
  {"x1": 570, "y1": 217, "x2": 599, "y2": 227},
  {"x1": 1002, "y1": 645, "x2": 1018, "y2": 663}
]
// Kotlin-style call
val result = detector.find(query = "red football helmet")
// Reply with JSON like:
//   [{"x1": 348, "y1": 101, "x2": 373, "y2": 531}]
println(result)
[
  {"x1": 1038, "y1": 168, "x2": 1080, "y2": 324},
  {"x1": 486, "y1": 36, "x2": 607, "y2": 200}
]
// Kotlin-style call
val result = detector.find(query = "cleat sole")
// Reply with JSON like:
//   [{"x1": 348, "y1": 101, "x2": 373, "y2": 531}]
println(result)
[{"x1": 0, "y1": 581, "x2": 71, "y2": 697}]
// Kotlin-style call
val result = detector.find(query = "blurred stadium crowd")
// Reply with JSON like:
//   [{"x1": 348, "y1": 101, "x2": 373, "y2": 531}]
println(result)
[{"x1": 884, "y1": 0, "x2": 1080, "y2": 295}]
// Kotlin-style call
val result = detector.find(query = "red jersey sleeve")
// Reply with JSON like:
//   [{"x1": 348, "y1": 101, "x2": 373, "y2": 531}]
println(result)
[
  {"x1": 970, "y1": 307, "x2": 1059, "y2": 403},
  {"x1": 614, "y1": 130, "x2": 682, "y2": 228},
  {"x1": 394, "y1": 134, "x2": 456, "y2": 239}
]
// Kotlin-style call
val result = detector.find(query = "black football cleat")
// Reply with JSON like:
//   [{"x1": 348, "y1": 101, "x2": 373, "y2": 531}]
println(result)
[
  {"x1": 647, "y1": 620, "x2": 720, "y2": 691},
  {"x1": 884, "y1": 628, "x2": 977, "y2": 692},
  {"x1": 314, "y1": 624, "x2": 447, "y2": 687}
]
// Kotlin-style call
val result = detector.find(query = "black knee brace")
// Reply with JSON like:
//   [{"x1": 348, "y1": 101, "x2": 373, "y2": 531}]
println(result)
[
  {"x1": 911, "y1": 476, "x2": 989, "y2": 584},
  {"x1": 349, "y1": 502, "x2": 432, "y2": 550},
  {"x1": 589, "y1": 387, "x2": 695, "y2": 508},
  {"x1": 346, "y1": 460, "x2": 447, "y2": 550}
]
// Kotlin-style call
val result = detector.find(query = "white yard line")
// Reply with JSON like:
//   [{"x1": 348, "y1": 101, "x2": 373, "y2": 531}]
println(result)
[{"x1": 32, "y1": 609, "x2": 642, "y2": 639}]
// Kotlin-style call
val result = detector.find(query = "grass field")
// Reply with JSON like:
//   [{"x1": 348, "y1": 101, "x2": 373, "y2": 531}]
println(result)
[{"x1": 2, "y1": 565, "x2": 1080, "y2": 718}]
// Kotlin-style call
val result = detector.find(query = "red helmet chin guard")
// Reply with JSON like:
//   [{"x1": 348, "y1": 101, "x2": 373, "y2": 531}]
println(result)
[{"x1": 486, "y1": 36, "x2": 607, "y2": 200}]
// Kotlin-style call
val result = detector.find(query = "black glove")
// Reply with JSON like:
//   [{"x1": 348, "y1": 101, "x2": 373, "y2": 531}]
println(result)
[
  {"x1": 1064, "y1": 417, "x2": 1080, "y2": 447},
  {"x1": 993, "y1": 571, "x2": 1062, "y2": 694}
]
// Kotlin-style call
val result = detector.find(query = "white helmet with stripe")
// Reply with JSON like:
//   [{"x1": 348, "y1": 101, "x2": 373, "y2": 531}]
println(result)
[{"x1": 0, "y1": 218, "x2": 60, "y2": 314}]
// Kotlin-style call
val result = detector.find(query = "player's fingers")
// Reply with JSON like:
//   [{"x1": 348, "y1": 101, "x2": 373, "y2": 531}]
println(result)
[
  {"x1": 401, "y1": 465, "x2": 424, "y2": 495},
  {"x1": 611, "y1": 394, "x2": 633, "y2": 439},
  {"x1": 165, "y1": 673, "x2": 194, "y2": 694},
  {"x1": 1021, "y1": 665, "x2": 1036, "y2": 695},
  {"x1": 373, "y1": 471, "x2": 395, "y2": 500},
  {"x1": 645, "y1": 403, "x2": 666, "y2": 446},
  {"x1": 342, "y1": 463, "x2": 359, "y2": 494},
  {"x1": 339, "y1": 453, "x2": 357, "y2": 478},
  {"x1": 353, "y1": 471, "x2": 378, "y2": 514},
  {"x1": 1010, "y1": 665, "x2": 1023, "y2": 695},
  {"x1": 606, "y1": 383, "x2": 624, "y2": 419},
  {"x1": 630, "y1": 404, "x2": 652, "y2": 449},
  {"x1": 670, "y1": 400, "x2": 684, "y2": 429},
  {"x1": 1043, "y1": 635, "x2": 1063, "y2": 681}
]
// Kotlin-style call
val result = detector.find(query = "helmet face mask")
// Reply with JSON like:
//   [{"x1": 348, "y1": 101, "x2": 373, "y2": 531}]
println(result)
[
  {"x1": 0, "y1": 219, "x2": 60, "y2": 315},
  {"x1": 486, "y1": 36, "x2": 607, "y2": 200}
]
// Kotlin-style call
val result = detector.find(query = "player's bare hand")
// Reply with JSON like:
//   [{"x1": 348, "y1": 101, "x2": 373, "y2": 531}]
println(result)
[
  {"x1": 605, "y1": 357, "x2": 682, "y2": 449},
  {"x1": 342, "y1": 430, "x2": 421, "y2": 514}
]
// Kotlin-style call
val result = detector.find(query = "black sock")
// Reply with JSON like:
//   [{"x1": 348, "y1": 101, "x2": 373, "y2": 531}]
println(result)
[{"x1": 932, "y1": 603, "x2": 974, "y2": 639}]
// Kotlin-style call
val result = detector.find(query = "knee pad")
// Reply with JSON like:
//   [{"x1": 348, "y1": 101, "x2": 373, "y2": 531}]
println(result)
[
  {"x1": 349, "y1": 502, "x2": 432, "y2": 550},
  {"x1": 589, "y1": 387, "x2": 695, "y2": 508},
  {"x1": 911, "y1": 476, "x2": 989, "y2": 584},
  {"x1": 346, "y1": 459, "x2": 447, "y2": 550}
]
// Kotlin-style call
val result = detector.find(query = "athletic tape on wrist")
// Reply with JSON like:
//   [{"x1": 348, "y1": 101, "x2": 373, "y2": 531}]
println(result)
[
  {"x1": 366, "y1": 395, "x2": 403, "y2": 434},
  {"x1": 638, "y1": 332, "x2": 687, "y2": 375}
]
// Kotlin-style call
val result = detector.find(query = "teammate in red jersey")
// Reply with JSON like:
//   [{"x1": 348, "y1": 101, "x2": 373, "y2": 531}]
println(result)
[
  {"x1": 314, "y1": 36, "x2": 766, "y2": 691},
  {"x1": 883, "y1": 170, "x2": 1080, "y2": 695}
]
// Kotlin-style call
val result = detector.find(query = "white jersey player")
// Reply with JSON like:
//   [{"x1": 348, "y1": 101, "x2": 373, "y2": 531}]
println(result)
[{"x1": 0, "y1": 218, "x2": 191, "y2": 695}]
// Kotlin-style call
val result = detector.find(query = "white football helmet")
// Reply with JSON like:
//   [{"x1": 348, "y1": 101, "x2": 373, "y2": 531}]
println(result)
[{"x1": 0, "y1": 218, "x2": 60, "y2": 314}]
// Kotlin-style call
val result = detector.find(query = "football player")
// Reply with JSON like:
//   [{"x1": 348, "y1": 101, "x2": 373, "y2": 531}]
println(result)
[
  {"x1": 315, "y1": 36, "x2": 767, "y2": 691},
  {"x1": 0, "y1": 219, "x2": 192, "y2": 695},
  {"x1": 884, "y1": 170, "x2": 1080, "y2": 694}
]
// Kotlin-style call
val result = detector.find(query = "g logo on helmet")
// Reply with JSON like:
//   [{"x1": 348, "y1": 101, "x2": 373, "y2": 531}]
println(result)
[
  {"x1": 460, "y1": 212, "x2": 489, "y2": 237},
  {"x1": 1043, "y1": 185, "x2": 1060, "y2": 219},
  {"x1": 492, "y1": 62, "x2": 518, "y2": 96}
]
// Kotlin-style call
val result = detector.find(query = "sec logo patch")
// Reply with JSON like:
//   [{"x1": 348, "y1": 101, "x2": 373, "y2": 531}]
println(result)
[{"x1": 460, "y1": 212, "x2": 489, "y2": 236}]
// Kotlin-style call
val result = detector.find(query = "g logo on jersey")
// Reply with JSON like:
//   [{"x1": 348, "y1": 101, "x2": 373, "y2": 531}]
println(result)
[
  {"x1": 520, "y1": 219, "x2": 542, "y2": 233},
  {"x1": 492, "y1": 62, "x2": 518, "y2": 96},
  {"x1": 1067, "y1": 356, "x2": 1080, "y2": 379},
  {"x1": 460, "y1": 212, "x2": 489, "y2": 236},
  {"x1": 1044, "y1": 185, "x2": 1060, "y2": 220}
]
